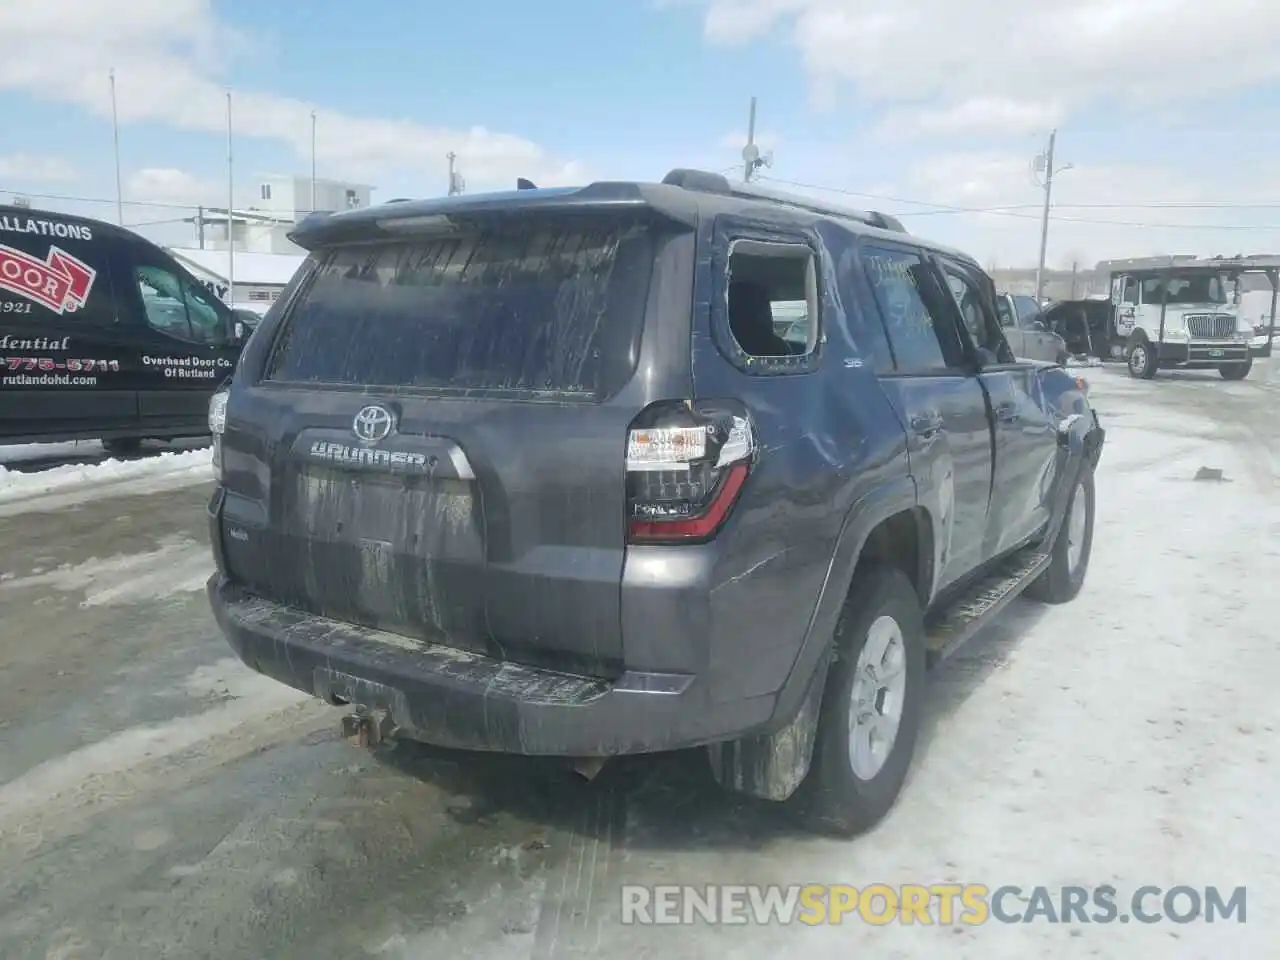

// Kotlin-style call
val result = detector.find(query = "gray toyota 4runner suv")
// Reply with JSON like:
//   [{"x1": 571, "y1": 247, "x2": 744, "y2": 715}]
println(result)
[{"x1": 206, "y1": 169, "x2": 1105, "y2": 835}]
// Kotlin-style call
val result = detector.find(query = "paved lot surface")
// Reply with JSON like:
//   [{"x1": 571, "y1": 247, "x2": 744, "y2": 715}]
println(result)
[{"x1": 1, "y1": 363, "x2": 1277, "y2": 959}]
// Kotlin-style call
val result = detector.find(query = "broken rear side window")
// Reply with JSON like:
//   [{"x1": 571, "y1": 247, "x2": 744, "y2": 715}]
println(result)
[{"x1": 263, "y1": 217, "x2": 656, "y2": 397}]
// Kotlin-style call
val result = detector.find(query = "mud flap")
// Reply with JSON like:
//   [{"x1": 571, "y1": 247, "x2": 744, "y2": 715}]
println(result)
[
  {"x1": 1042, "y1": 410, "x2": 1105, "y2": 548},
  {"x1": 705, "y1": 651, "x2": 830, "y2": 802}
]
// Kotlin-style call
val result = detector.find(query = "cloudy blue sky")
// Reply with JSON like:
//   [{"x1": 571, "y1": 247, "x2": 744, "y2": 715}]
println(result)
[{"x1": 2, "y1": 0, "x2": 1279, "y2": 266}]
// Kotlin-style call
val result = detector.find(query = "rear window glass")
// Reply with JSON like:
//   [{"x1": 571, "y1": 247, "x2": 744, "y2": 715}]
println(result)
[{"x1": 263, "y1": 217, "x2": 657, "y2": 397}]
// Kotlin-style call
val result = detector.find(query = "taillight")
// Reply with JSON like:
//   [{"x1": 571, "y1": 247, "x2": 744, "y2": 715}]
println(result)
[{"x1": 625, "y1": 400, "x2": 756, "y2": 544}]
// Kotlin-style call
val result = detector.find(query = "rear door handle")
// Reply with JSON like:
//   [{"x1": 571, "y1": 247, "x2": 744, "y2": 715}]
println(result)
[
  {"x1": 996, "y1": 401, "x2": 1019, "y2": 424},
  {"x1": 910, "y1": 413, "x2": 943, "y2": 437}
]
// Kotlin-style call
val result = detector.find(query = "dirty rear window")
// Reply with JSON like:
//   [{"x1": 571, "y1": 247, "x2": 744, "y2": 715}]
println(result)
[{"x1": 263, "y1": 216, "x2": 657, "y2": 397}]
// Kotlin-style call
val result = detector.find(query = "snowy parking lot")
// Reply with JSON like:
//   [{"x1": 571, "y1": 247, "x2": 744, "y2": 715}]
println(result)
[{"x1": 0, "y1": 364, "x2": 1277, "y2": 959}]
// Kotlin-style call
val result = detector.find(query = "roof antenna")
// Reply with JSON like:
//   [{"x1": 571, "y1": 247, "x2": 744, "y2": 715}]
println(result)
[{"x1": 516, "y1": 178, "x2": 538, "y2": 191}]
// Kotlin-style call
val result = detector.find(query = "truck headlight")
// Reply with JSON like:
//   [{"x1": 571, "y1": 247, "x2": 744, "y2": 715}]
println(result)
[{"x1": 1161, "y1": 327, "x2": 1188, "y2": 341}]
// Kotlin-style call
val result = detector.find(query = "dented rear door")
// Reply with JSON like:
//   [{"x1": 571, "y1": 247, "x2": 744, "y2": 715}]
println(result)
[{"x1": 218, "y1": 212, "x2": 676, "y2": 678}]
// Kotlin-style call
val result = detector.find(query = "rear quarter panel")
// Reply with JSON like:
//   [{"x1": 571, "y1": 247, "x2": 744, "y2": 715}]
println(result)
[{"x1": 688, "y1": 214, "x2": 909, "y2": 704}]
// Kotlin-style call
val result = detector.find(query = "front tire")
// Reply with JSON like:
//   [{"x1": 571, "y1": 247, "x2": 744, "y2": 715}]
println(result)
[
  {"x1": 1127, "y1": 340, "x2": 1157, "y2": 379},
  {"x1": 1219, "y1": 358, "x2": 1252, "y2": 380},
  {"x1": 1025, "y1": 468, "x2": 1095, "y2": 604},
  {"x1": 798, "y1": 564, "x2": 926, "y2": 837}
]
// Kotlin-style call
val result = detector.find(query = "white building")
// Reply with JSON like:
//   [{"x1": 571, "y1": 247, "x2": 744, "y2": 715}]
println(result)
[
  {"x1": 168, "y1": 246, "x2": 306, "y2": 315},
  {"x1": 183, "y1": 174, "x2": 375, "y2": 256}
]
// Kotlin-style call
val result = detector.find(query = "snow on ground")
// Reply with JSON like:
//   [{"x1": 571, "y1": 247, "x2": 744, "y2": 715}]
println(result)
[
  {"x1": 0, "y1": 536, "x2": 213, "y2": 605},
  {"x1": 0, "y1": 660, "x2": 311, "y2": 835},
  {"x1": 0, "y1": 445, "x2": 211, "y2": 512}
]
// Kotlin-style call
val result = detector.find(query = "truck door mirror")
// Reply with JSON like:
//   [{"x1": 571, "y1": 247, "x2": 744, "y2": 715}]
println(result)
[{"x1": 234, "y1": 320, "x2": 246, "y2": 341}]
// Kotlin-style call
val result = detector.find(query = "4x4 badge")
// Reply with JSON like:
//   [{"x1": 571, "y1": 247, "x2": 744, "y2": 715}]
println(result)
[{"x1": 352, "y1": 404, "x2": 395, "y2": 443}]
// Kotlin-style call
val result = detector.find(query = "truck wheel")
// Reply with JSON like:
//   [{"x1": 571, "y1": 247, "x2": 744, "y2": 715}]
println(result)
[
  {"x1": 1126, "y1": 341, "x2": 1157, "y2": 379},
  {"x1": 1219, "y1": 359, "x2": 1252, "y2": 380},
  {"x1": 1025, "y1": 468, "x2": 1095, "y2": 604},
  {"x1": 798, "y1": 564, "x2": 926, "y2": 837}
]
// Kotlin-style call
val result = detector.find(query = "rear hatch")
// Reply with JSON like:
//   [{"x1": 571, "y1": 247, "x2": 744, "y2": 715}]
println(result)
[{"x1": 218, "y1": 208, "x2": 692, "y2": 678}]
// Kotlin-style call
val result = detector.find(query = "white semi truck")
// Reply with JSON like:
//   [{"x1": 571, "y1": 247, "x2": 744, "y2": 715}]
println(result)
[{"x1": 1042, "y1": 256, "x2": 1278, "y2": 381}]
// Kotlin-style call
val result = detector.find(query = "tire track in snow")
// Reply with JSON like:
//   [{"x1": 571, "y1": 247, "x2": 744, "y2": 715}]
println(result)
[{"x1": 0, "y1": 662, "x2": 332, "y2": 854}]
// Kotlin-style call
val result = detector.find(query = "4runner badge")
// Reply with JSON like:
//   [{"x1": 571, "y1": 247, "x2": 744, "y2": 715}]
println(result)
[{"x1": 352, "y1": 405, "x2": 395, "y2": 443}]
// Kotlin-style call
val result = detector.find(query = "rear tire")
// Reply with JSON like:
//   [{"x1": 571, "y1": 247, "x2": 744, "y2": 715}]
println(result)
[
  {"x1": 797, "y1": 564, "x2": 926, "y2": 837},
  {"x1": 1219, "y1": 358, "x2": 1252, "y2": 380},
  {"x1": 1025, "y1": 468, "x2": 1095, "y2": 604}
]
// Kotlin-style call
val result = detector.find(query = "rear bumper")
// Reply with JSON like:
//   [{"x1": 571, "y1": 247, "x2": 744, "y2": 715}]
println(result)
[{"x1": 208, "y1": 575, "x2": 775, "y2": 756}]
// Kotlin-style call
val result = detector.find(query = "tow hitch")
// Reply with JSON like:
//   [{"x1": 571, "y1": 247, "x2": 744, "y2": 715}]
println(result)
[{"x1": 341, "y1": 707, "x2": 396, "y2": 748}]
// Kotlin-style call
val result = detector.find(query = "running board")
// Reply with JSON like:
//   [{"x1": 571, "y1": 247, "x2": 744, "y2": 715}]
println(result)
[{"x1": 924, "y1": 548, "x2": 1051, "y2": 667}]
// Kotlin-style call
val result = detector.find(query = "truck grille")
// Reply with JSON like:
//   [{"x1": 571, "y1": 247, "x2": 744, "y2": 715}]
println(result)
[{"x1": 1184, "y1": 314, "x2": 1235, "y2": 339}]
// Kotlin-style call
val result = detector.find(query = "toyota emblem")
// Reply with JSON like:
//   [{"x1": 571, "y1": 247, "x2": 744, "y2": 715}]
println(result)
[{"x1": 352, "y1": 404, "x2": 395, "y2": 443}]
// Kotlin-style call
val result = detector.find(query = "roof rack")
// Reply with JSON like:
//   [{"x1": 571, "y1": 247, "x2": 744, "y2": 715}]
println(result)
[{"x1": 661, "y1": 168, "x2": 907, "y2": 233}]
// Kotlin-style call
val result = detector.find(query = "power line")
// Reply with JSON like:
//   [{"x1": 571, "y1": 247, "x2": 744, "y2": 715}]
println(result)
[
  {"x1": 0, "y1": 188, "x2": 210, "y2": 212},
  {"x1": 10, "y1": 180, "x2": 1280, "y2": 232},
  {"x1": 754, "y1": 175, "x2": 1280, "y2": 231},
  {"x1": 124, "y1": 215, "x2": 195, "y2": 229}
]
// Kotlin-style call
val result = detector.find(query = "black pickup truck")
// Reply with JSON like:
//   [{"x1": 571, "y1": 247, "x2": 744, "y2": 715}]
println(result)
[{"x1": 206, "y1": 169, "x2": 1105, "y2": 836}]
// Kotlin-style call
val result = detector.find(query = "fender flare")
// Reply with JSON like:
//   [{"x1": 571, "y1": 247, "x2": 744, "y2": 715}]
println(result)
[
  {"x1": 706, "y1": 474, "x2": 927, "y2": 801},
  {"x1": 776, "y1": 475, "x2": 921, "y2": 717},
  {"x1": 1126, "y1": 328, "x2": 1153, "y2": 354},
  {"x1": 1043, "y1": 408, "x2": 1105, "y2": 546}
]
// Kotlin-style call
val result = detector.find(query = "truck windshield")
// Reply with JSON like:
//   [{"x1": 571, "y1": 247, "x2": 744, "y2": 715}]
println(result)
[
  {"x1": 1141, "y1": 274, "x2": 1229, "y2": 305},
  {"x1": 1012, "y1": 296, "x2": 1042, "y2": 321}
]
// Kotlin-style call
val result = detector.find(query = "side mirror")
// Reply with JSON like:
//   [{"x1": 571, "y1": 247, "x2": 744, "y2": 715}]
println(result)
[
  {"x1": 233, "y1": 320, "x2": 246, "y2": 342},
  {"x1": 1032, "y1": 320, "x2": 1048, "y2": 332}
]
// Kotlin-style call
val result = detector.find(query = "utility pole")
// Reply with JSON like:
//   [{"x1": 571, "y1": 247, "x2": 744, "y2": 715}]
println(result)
[
  {"x1": 226, "y1": 91, "x2": 235, "y2": 307},
  {"x1": 447, "y1": 152, "x2": 464, "y2": 196},
  {"x1": 1029, "y1": 130, "x2": 1070, "y2": 304},
  {"x1": 310, "y1": 110, "x2": 317, "y2": 214},
  {"x1": 1033, "y1": 129, "x2": 1056, "y2": 306},
  {"x1": 109, "y1": 69, "x2": 124, "y2": 225},
  {"x1": 743, "y1": 96, "x2": 758, "y2": 182},
  {"x1": 196, "y1": 205, "x2": 205, "y2": 249}
]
